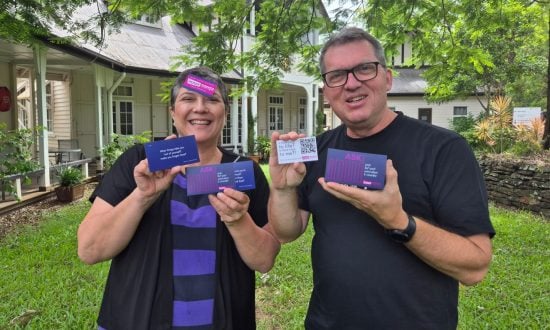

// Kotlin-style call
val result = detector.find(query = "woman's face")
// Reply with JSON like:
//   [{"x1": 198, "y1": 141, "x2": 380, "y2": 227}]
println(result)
[{"x1": 171, "y1": 86, "x2": 226, "y2": 146}]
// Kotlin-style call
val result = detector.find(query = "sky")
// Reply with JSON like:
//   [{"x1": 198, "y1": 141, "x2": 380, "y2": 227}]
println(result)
[{"x1": 322, "y1": 0, "x2": 362, "y2": 25}]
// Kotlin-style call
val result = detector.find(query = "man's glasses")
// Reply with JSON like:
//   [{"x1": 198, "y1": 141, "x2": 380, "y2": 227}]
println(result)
[{"x1": 322, "y1": 62, "x2": 381, "y2": 88}]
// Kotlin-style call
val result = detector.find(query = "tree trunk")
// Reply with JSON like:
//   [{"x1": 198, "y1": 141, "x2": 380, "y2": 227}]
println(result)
[{"x1": 543, "y1": 18, "x2": 550, "y2": 150}]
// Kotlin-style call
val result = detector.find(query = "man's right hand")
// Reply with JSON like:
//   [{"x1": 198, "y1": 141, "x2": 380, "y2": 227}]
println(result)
[{"x1": 269, "y1": 131, "x2": 307, "y2": 190}]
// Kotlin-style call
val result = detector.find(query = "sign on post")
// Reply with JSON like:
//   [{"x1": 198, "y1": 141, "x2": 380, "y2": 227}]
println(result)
[{"x1": 513, "y1": 107, "x2": 541, "y2": 127}]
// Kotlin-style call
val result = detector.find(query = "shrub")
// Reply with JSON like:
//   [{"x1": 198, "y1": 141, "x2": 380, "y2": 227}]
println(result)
[
  {"x1": 102, "y1": 131, "x2": 152, "y2": 170},
  {"x1": 57, "y1": 166, "x2": 83, "y2": 186},
  {"x1": 255, "y1": 135, "x2": 271, "y2": 161},
  {"x1": 472, "y1": 96, "x2": 546, "y2": 156},
  {"x1": 449, "y1": 113, "x2": 477, "y2": 134},
  {"x1": 0, "y1": 124, "x2": 41, "y2": 200}
]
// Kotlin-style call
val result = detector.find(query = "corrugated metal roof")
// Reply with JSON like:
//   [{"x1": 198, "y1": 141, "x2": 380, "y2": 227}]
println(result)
[
  {"x1": 389, "y1": 68, "x2": 427, "y2": 95},
  {"x1": 49, "y1": 3, "x2": 241, "y2": 80},
  {"x1": 84, "y1": 18, "x2": 193, "y2": 71}
]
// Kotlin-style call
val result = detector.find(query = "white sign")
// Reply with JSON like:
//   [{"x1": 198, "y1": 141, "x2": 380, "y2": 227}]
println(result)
[{"x1": 513, "y1": 107, "x2": 541, "y2": 127}]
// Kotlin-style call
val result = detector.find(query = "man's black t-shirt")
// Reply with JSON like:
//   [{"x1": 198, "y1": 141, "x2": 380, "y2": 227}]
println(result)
[{"x1": 299, "y1": 113, "x2": 495, "y2": 329}]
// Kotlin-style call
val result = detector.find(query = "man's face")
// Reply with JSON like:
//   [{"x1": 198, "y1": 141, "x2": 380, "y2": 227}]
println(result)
[{"x1": 322, "y1": 40, "x2": 392, "y2": 136}]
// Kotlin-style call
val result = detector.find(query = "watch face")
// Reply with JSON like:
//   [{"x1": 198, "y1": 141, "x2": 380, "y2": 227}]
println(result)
[
  {"x1": 388, "y1": 230, "x2": 411, "y2": 243},
  {"x1": 386, "y1": 214, "x2": 416, "y2": 243}
]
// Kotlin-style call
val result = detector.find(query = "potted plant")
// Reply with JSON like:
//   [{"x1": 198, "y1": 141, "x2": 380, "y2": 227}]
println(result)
[
  {"x1": 55, "y1": 166, "x2": 85, "y2": 202},
  {"x1": 255, "y1": 135, "x2": 271, "y2": 162},
  {"x1": 246, "y1": 108, "x2": 261, "y2": 163}
]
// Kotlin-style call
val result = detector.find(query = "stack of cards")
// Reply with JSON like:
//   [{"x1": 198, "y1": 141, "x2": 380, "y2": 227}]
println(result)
[
  {"x1": 324, "y1": 148, "x2": 386, "y2": 190},
  {"x1": 186, "y1": 161, "x2": 256, "y2": 196}
]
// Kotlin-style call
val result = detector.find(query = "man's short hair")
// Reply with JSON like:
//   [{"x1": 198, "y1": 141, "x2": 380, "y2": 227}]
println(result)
[{"x1": 319, "y1": 27, "x2": 386, "y2": 73}]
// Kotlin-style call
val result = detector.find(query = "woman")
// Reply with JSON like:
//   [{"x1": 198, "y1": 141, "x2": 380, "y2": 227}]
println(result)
[{"x1": 77, "y1": 66, "x2": 280, "y2": 329}]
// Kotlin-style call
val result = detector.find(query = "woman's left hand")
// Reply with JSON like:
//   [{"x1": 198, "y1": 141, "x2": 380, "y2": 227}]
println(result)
[{"x1": 208, "y1": 188, "x2": 250, "y2": 226}]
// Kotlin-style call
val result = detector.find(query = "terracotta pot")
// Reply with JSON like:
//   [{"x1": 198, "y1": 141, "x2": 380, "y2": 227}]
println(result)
[
  {"x1": 248, "y1": 155, "x2": 261, "y2": 163},
  {"x1": 55, "y1": 184, "x2": 85, "y2": 202}
]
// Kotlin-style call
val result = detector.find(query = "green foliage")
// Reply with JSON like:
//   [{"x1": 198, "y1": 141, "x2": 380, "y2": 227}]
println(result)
[
  {"x1": 247, "y1": 107, "x2": 256, "y2": 155},
  {"x1": 56, "y1": 166, "x2": 83, "y2": 186},
  {"x1": 0, "y1": 124, "x2": 41, "y2": 199},
  {"x1": 315, "y1": 106, "x2": 326, "y2": 135},
  {"x1": 0, "y1": 169, "x2": 548, "y2": 328},
  {"x1": 256, "y1": 202, "x2": 550, "y2": 329},
  {"x1": 255, "y1": 135, "x2": 271, "y2": 161},
  {"x1": 449, "y1": 113, "x2": 477, "y2": 135},
  {"x1": 0, "y1": 201, "x2": 110, "y2": 328},
  {"x1": 0, "y1": 0, "x2": 126, "y2": 47},
  {"x1": 449, "y1": 113, "x2": 484, "y2": 148},
  {"x1": 102, "y1": 131, "x2": 152, "y2": 170},
  {"x1": 359, "y1": 0, "x2": 548, "y2": 111},
  {"x1": 150, "y1": 0, "x2": 333, "y2": 93},
  {"x1": 472, "y1": 96, "x2": 545, "y2": 155},
  {"x1": 0, "y1": 123, "x2": 40, "y2": 175},
  {"x1": 457, "y1": 205, "x2": 550, "y2": 329},
  {"x1": 509, "y1": 117, "x2": 545, "y2": 156}
]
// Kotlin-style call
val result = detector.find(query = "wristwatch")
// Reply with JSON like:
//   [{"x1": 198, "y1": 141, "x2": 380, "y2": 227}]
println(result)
[{"x1": 385, "y1": 213, "x2": 416, "y2": 243}]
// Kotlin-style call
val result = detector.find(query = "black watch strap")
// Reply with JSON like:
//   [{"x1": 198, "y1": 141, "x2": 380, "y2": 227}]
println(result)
[{"x1": 385, "y1": 214, "x2": 416, "y2": 243}]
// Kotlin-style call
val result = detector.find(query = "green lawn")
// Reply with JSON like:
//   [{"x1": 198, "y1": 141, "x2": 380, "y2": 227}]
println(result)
[{"x1": 0, "y1": 176, "x2": 548, "y2": 328}]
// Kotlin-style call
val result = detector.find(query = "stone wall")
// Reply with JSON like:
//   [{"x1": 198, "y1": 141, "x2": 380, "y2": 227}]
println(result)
[{"x1": 478, "y1": 154, "x2": 550, "y2": 219}]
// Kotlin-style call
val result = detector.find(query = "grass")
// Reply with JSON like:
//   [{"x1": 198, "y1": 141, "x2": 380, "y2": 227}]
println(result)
[
  {"x1": 0, "y1": 167, "x2": 548, "y2": 328},
  {"x1": 0, "y1": 202, "x2": 110, "y2": 329},
  {"x1": 457, "y1": 206, "x2": 549, "y2": 329}
]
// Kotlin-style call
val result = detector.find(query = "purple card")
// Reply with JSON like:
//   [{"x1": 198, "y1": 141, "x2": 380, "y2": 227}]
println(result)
[
  {"x1": 182, "y1": 74, "x2": 217, "y2": 97},
  {"x1": 324, "y1": 148, "x2": 387, "y2": 190},
  {"x1": 144, "y1": 136, "x2": 199, "y2": 172},
  {"x1": 187, "y1": 161, "x2": 256, "y2": 196}
]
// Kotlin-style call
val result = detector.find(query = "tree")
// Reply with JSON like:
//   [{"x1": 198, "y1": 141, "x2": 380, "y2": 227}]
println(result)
[
  {"x1": 3, "y1": 0, "x2": 548, "y2": 147},
  {"x1": 0, "y1": 0, "x2": 125, "y2": 46},
  {"x1": 315, "y1": 105, "x2": 326, "y2": 135},
  {"x1": 353, "y1": 0, "x2": 549, "y2": 148},
  {"x1": 107, "y1": 0, "x2": 332, "y2": 92},
  {"x1": 110, "y1": 0, "x2": 550, "y2": 147}
]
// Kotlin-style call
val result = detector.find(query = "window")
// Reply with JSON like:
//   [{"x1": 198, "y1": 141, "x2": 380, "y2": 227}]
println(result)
[
  {"x1": 222, "y1": 111, "x2": 231, "y2": 145},
  {"x1": 268, "y1": 96, "x2": 284, "y2": 132},
  {"x1": 418, "y1": 108, "x2": 432, "y2": 124},
  {"x1": 112, "y1": 85, "x2": 134, "y2": 135},
  {"x1": 45, "y1": 81, "x2": 53, "y2": 130},
  {"x1": 113, "y1": 85, "x2": 133, "y2": 97},
  {"x1": 222, "y1": 97, "x2": 243, "y2": 145},
  {"x1": 135, "y1": 14, "x2": 162, "y2": 28},
  {"x1": 298, "y1": 98, "x2": 307, "y2": 130},
  {"x1": 453, "y1": 106, "x2": 467, "y2": 117},
  {"x1": 112, "y1": 101, "x2": 134, "y2": 135}
]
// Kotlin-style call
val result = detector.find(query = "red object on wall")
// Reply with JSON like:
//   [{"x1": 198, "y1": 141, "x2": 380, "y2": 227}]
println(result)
[{"x1": 0, "y1": 87, "x2": 11, "y2": 112}]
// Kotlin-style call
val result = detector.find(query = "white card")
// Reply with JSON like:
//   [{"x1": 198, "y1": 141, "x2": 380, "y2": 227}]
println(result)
[{"x1": 276, "y1": 137, "x2": 318, "y2": 164}]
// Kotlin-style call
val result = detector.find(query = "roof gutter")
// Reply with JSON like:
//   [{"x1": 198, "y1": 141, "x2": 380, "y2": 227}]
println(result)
[{"x1": 39, "y1": 36, "x2": 242, "y2": 83}]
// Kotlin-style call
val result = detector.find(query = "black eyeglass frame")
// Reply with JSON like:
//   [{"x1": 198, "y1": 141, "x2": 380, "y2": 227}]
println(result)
[{"x1": 321, "y1": 61, "x2": 382, "y2": 88}]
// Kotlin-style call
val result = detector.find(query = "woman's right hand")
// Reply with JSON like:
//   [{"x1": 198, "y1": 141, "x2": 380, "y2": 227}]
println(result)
[
  {"x1": 133, "y1": 159, "x2": 181, "y2": 200},
  {"x1": 133, "y1": 134, "x2": 182, "y2": 200}
]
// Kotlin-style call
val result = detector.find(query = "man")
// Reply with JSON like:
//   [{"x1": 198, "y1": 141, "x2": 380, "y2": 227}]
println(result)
[{"x1": 268, "y1": 27, "x2": 495, "y2": 329}]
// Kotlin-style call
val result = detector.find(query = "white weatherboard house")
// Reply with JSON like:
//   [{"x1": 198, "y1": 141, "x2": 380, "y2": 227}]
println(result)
[
  {"x1": 0, "y1": 1, "x2": 327, "y2": 190},
  {"x1": 0, "y1": 1, "x2": 484, "y2": 192}
]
